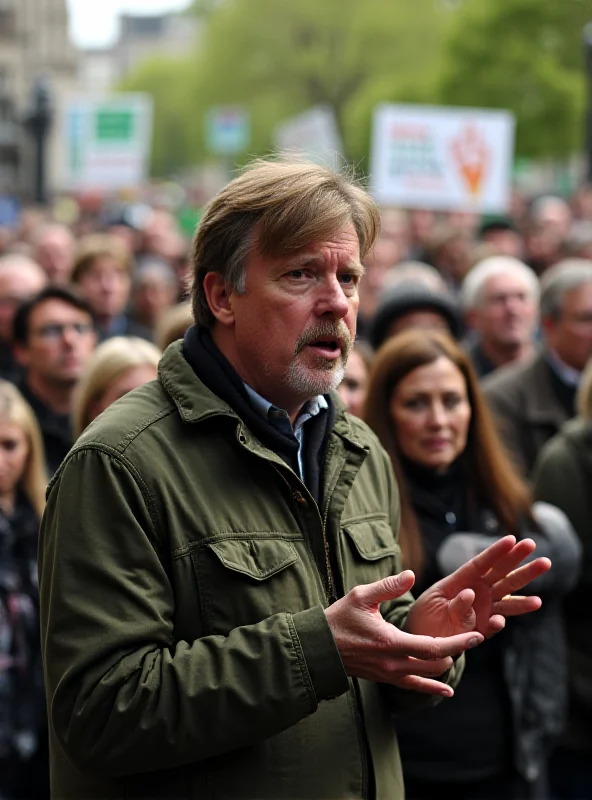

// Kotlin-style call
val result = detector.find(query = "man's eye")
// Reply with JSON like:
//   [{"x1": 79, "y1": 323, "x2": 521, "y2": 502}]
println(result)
[
  {"x1": 287, "y1": 270, "x2": 307, "y2": 279},
  {"x1": 340, "y1": 274, "x2": 357, "y2": 285}
]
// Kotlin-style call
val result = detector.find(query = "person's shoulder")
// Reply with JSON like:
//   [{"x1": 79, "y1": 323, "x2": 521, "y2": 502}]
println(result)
[
  {"x1": 541, "y1": 417, "x2": 591, "y2": 461},
  {"x1": 75, "y1": 378, "x2": 176, "y2": 455},
  {"x1": 334, "y1": 408, "x2": 393, "y2": 477},
  {"x1": 333, "y1": 404, "x2": 382, "y2": 451},
  {"x1": 481, "y1": 351, "x2": 541, "y2": 397}
]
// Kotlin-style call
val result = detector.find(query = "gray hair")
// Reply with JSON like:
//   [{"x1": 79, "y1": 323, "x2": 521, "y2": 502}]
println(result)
[
  {"x1": 540, "y1": 259, "x2": 592, "y2": 320},
  {"x1": 460, "y1": 256, "x2": 539, "y2": 311},
  {"x1": 531, "y1": 194, "x2": 571, "y2": 222},
  {"x1": 383, "y1": 261, "x2": 448, "y2": 294},
  {"x1": 565, "y1": 220, "x2": 592, "y2": 257},
  {"x1": 190, "y1": 158, "x2": 380, "y2": 327},
  {"x1": 133, "y1": 258, "x2": 177, "y2": 289}
]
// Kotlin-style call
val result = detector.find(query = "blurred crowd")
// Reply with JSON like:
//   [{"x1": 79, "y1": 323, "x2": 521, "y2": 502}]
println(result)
[{"x1": 1, "y1": 180, "x2": 592, "y2": 797}]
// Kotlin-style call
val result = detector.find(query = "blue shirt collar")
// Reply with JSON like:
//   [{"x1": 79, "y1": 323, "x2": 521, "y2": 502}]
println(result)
[
  {"x1": 243, "y1": 383, "x2": 328, "y2": 433},
  {"x1": 546, "y1": 349, "x2": 582, "y2": 388}
]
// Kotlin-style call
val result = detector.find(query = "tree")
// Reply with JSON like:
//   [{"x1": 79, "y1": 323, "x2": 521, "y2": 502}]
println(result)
[
  {"x1": 438, "y1": 0, "x2": 588, "y2": 158},
  {"x1": 119, "y1": 56, "x2": 203, "y2": 177},
  {"x1": 187, "y1": 0, "x2": 452, "y2": 167}
]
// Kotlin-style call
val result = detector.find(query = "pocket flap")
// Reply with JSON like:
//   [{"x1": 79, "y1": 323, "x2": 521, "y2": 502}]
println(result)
[
  {"x1": 344, "y1": 520, "x2": 399, "y2": 561},
  {"x1": 208, "y1": 538, "x2": 298, "y2": 580}
]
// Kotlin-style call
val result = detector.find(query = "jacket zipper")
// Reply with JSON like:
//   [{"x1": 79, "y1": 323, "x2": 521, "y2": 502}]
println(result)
[
  {"x1": 239, "y1": 427, "x2": 369, "y2": 795},
  {"x1": 272, "y1": 464, "x2": 335, "y2": 607}
]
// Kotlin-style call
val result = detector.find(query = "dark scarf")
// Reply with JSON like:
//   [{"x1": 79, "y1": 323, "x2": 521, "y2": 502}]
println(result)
[
  {"x1": 182, "y1": 325, "x2": 335, "y2": 504},
  {"x1": 0, "y1": 493, "x2": 44, "y2": 761},
  {"x1": 545, "y1": 357, "x2": 578, "y2": 418},
  {"x1": 402, "y1": 456, "x2": 469, "y2": 531}
]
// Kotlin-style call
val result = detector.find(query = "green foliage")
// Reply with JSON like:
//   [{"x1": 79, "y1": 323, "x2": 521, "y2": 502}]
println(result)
[
  {"x1": 118, "y1": 0, "x2": 590, "y2": 176},
  {"x1": 119, "y1": 0, "x2": 451, "y2": 175},
  {"x1": 192, "y1": 0, "x2": 450, "y2": 166},
  {"x1": 118, "y1": 56, "x2": 202, "y2": 177},
  {"x1": 438, "y1": 0, "x2": 588, "y2": 158}
]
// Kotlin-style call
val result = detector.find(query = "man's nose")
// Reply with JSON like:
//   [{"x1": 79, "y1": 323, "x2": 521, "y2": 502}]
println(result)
[
  {"x1": 315, "y1": 276, "x2": 351, "y2": 318},
  {"x1": 61, "y1": 325, "x2": 79, "y2": 346}
]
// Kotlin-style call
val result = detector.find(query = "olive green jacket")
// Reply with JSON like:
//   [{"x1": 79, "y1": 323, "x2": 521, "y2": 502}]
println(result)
[{"x1": 39, "y1": 342, "x2": 463, "y2": 800}]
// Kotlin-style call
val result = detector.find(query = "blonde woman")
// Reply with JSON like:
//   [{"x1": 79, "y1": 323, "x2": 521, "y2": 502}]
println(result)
[
  {"x1": 154, "y1": 301, "x2": 193, "y2": 351},
  {"x1": 73, "y1": 336, "x2": 161, "y2": 438},
  {"x1": 0, "y1": 380, "x2": 48, "y2": 798},
  {"x1": 533, "y1": 359, "x2": 592, "y2": 799}
]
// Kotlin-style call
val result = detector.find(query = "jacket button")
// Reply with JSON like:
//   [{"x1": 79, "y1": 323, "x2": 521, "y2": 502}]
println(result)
[{"x1": 293, "y1": 491, "x2": 307, "y2": 506}]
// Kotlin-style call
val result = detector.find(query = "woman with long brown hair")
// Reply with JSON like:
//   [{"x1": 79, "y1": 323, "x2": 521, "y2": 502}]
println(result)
[{"x1": 365, "y1": 330, "x2": 580, "y2": 800}]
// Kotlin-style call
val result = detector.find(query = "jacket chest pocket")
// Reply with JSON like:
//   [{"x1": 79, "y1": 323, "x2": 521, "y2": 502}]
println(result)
[
  {"x1": 341, "y1": 518, "x2": 400, "y2": 593},
  {"x1": 191, "y1": 536, "x2": 318, "y2": 635}
]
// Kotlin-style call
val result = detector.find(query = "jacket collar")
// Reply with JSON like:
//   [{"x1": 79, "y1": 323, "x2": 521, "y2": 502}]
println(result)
[
  {"x1": 158, "y1": 340, "x2": 368, "y2": 454},
  {"x1": 520, "y1": 351, "x2": 570, "y2": 426}
]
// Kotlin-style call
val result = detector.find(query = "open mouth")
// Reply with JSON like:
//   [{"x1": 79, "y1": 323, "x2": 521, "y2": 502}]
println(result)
[{"x1": 306, "y1": 338, "x2": 342, "y2": 359}]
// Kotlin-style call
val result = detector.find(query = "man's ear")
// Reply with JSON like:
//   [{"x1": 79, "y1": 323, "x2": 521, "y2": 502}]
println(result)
[
  {"x1": 202, "y1": 272, "x2": 236, "y2": 326},
  {"x1": 540, "y1": 315, "x2": 554, "y2": 340},
  {"x1": 465, "y1": 309, "x2": 479, "y2": 333}
]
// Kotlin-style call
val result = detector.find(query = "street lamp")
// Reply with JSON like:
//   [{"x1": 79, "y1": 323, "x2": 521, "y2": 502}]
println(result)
[
  {"x1": 584, "y1": 22, "x2": 592, "y2": 182},
  {"x1": 23, "y1": 76, "x2": 53, "y2": 205}
]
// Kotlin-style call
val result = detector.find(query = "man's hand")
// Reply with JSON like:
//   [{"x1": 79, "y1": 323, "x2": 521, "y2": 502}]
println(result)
[
  {"x1": 325, "y1": 570, "x2": 483, "y2": 697},
  {"x1": 405, "y1": 535, "x2": 551, "y2": 640}
]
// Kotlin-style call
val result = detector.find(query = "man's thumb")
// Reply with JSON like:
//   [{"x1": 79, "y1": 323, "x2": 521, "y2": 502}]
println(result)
[{"x1": 358, "y1": 570, "x2": 416, "y2": 608}]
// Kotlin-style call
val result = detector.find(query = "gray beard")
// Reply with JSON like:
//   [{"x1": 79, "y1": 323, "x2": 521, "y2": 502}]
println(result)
[{"x1": 283, "y1": 352, "x2": 347, "y2": 399}]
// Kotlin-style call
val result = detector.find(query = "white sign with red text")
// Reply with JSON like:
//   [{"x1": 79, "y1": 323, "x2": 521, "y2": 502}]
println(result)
[{"x1": 370, "y1": 104, "x2": 515, "y2": 213}]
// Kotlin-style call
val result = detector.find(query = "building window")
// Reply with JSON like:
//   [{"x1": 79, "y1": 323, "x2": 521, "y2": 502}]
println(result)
[{"x1": 0, "y1": 8, "x2": 16, "y2": 38}]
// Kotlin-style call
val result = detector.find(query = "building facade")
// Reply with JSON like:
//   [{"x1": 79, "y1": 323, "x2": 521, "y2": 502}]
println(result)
[{"x1": 0, "y1": 0, "x2": 77, "y2": 200}]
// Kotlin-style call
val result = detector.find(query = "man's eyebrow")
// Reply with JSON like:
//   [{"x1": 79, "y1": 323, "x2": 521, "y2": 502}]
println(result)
[
  {"x1": 347, "y1": 262, "x2": 366, "y2": 277},
  {"x1": 286, "y1": 253, "x2": 366, "y2": 276}
]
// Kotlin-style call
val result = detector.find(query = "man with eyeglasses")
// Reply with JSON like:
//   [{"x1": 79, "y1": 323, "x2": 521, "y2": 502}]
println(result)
[
  {"x1": 484, "y1": 258, "x2": 592, "y2": 477},
  {"x1": 0, "y1": 254, "x2": 47, "y2": 382},
  {"x1": 12, "y1": 286, "x2": 97, "y2": 474}
]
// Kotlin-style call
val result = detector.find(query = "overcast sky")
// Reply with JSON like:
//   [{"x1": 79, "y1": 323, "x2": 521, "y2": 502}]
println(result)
[{"x1": 66, "y1": 0, "x2": 191, "y2": 48}]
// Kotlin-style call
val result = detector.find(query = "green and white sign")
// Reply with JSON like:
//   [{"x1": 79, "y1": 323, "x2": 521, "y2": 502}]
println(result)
[
  {"x1": 62, "y1": 94, "x2": 153, "y2": 190},
  {"x1": 205, "y1": 106, "x2": 250, "y2": 156}
]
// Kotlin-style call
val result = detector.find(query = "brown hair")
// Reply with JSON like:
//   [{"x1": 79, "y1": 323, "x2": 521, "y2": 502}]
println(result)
[
  {"x1": 72, "y1": 234, "x2": 132, "y2": 283},
  {"x1": 364, "y1": 329, "x2": 534, "y2": 576},
  {"x1": 189, "y1": 158, "x2": 380, "y2": 326}
]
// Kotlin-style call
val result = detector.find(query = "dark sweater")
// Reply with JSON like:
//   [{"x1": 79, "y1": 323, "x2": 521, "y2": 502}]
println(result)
[{"x1": 397, "y1": 459, "x2": 512, "y2": 783}]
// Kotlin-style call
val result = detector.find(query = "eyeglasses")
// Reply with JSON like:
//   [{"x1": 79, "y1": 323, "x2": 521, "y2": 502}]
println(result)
[{"x1": 31, "y1": 322, "x2": 95, "y2": 340}]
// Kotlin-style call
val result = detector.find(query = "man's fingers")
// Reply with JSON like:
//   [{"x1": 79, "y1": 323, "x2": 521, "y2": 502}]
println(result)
[
  {"x1": 355, "y1": 571, "x2": 416, "y2": 608},
  {"x1": 492, "y1": 557, "x2": 551, "y2": 600},
  {"x1": 395, "y1": 628, "x2": 483, "y2": 660},
  {"x1": 391, "y1": 674, "x2": 454, "y2": 697},
  {"x1": 464, "y1": 535, "x2": 516, "y2": 577},
  {"x1": 448, "y1": 589, "x2": 476, "y2": 631},
  {"x1": 483, "y1": 539, "x2": 537, "y2": 586},
  {"x1": 484, "y1": 614, "x2": 506, "y2": 636},
  {"x1": 396, "y1": 655, "x2": 454, "y2": 678},
  {"x1": 493, "y1": 595, "x2": 542, "y2": 616}
]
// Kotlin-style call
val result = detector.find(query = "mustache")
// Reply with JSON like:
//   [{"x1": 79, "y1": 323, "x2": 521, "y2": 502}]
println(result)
[{"x1": 294, "y1": 321, "x2": 353, "y2": 355}]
